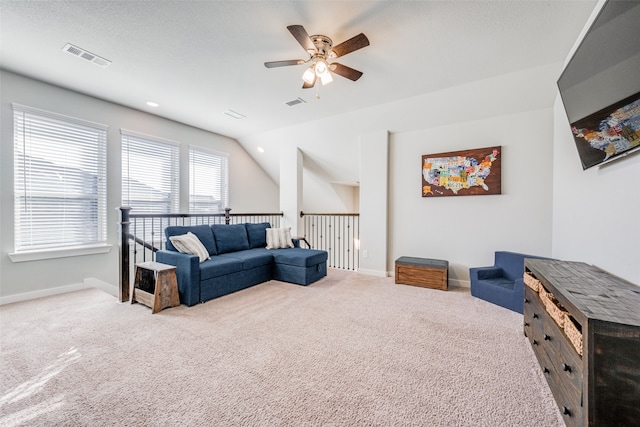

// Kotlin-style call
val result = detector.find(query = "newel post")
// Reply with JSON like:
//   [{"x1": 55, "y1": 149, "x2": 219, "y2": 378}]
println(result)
[
  {"x1": 224, "y1": 208, "x2": 231, "y2": 225},
  {"x1": 118, "y1": 206, "x2": 132, "y2": 303}
]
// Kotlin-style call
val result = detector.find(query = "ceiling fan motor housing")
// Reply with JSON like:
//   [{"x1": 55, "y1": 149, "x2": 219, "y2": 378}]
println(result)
[{"x1": 309, "y1": 35, "x2": 333, "y2": 58}]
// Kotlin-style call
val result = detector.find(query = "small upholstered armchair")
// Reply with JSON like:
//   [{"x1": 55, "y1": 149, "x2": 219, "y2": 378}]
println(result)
[{"x1": 469, "y1": 251, "x2": 550, "y2": 314}]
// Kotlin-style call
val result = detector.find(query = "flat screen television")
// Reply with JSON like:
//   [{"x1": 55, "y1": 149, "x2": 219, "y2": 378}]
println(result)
[{"x1": 557, "y1": 0, "x2": 640, "y2": 170}]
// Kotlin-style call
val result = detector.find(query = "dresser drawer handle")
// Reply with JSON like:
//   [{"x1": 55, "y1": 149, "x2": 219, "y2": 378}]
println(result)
[
  {"x1": 524, "y1": 322, "x2": 530, "y2": 327},
  {"x1": 543, "y1": 367, "x2": 550, "y2": 374},
  {"x1": 544, "y1": 334, "x2": 551, "y2": 341},
  {"x1": 533, "y1": 340, "x2": 538, "y2": 346},
  {"x1": 533, "y1": 313, "x2": 539, "y2": 319},
  {"x1": 525, "y1": 298, "x2": 529, "y2": 303},
  {"x1": 563, "y1": 406, "x2": 572, "y2": 417},
  {"x1": 562, "y1": 363, "x2": 572, "y2": 373}
]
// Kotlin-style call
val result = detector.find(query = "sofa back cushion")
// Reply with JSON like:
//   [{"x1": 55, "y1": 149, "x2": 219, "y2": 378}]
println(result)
[
  {"x1": 212, "y1": 224, "x2": 250, "y2": 254},
  {"x1": 245, "y1": 222, "x2": 271, "y2": 248},
  {"x1": 165, "y1": 225, "x2": 218, "y2": 256}
]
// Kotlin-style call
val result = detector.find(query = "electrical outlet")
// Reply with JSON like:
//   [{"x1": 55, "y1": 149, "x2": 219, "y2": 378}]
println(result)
[{"x1": 363, "y1": 250, "x2": 369, "y2": 258}]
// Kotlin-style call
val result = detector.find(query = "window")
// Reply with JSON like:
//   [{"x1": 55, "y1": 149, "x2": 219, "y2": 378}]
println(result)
[
  {"x1": 13, "y1": 104, "x2": 107, "y2": 252},
  {"x1": 121, "y1": 130, "x2": 179, "y2": 213},
  {"x1": 189, "y1": 146, "x2": 229, "y2": 213}
]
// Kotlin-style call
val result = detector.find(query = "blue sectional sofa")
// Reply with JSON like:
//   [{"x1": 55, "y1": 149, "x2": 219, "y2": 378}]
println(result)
[
  {"x1": 469, "y1": 251, "x2": 550, "y2": 314},
  {"x1": 156, "y1": 222, "x2": 328, "y2": 306}
]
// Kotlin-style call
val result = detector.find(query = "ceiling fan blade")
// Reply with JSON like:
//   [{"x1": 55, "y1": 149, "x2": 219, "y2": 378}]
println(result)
[
  {"x1": 302, "y1": 74, "x2": 317, "y2": 89},
  {"x1": 264, "y1": 59, "x2": 306, "y2": 68},
  {"x1": 330, "y1": 33, "x2": 370, "y2": 58},
  {"x1": 330, "y1": 63, "x2": 363, "y2": 81},
  {"x1": 287, "y1": 25, "x2": 316, "y2": 53}
]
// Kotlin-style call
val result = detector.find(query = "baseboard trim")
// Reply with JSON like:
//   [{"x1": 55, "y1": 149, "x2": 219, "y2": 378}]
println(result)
[
  {"x1": 0, "y1": 278, "x2": 117, "y2": 305},
  {"x1": 357, "y1": 268, "x2": 389, "y2": 278},
  {"x1": 449, "y1": 278, "x2": 470, "y2": 288}
]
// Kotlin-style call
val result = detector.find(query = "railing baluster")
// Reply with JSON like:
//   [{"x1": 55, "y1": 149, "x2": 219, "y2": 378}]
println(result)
[{"x1": 300, "y1": 212, "x2": 359, "y2": 271}]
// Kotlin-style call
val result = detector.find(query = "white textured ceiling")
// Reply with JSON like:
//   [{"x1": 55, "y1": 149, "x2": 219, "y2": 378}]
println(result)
[{"x1": 1, "y1": 0, "x2": 597, "y2": 184}]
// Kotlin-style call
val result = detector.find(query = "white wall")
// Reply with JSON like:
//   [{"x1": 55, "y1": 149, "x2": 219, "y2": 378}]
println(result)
[
  {"x1": 359, "y1": 131, "x2": 389, "y2": 277},
  {"x1": 0, "y1": 70, "x2": 279, "y2": 301},
  {"x1": 552, "y1": 96, "x2": 640, "y2": 284},
  {"x1": 390, "y1": 108, "x2": 554, "y2": 285},
  {"x1": 550, "y1": 0, "x2": 640, "y2": 286}
]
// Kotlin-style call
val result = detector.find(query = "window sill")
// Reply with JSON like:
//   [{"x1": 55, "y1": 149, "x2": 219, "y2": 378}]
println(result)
[{"x1": 9, "y1": 244, "x2": 113, "y2": 263}]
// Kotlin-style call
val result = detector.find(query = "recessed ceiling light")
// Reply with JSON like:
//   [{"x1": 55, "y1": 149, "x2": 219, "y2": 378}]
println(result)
[
  {"x1": 146, "y1": 101, "x2": 159, "y2": 107},
  {"x1": 257, "y1": 147, "x2": 265, "y2": 153}
]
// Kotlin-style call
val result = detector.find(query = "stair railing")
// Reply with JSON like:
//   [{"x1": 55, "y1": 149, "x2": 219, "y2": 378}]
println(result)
[
  {"x1": 118, "y1": 207, "x2": 283, "y2": 302},
  {"x1": 300, "y1": 211, "x2": 360, "y2": 271}
]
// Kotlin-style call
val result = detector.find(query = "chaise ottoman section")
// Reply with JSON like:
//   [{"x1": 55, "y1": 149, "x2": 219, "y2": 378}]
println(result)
[{"x1": 270, "y1": 248, "x2": 328, "y2": 285}]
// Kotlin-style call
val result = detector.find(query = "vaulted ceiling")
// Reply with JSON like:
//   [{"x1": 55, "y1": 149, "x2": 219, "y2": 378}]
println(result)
[{"x1": 1, "y1": 0, "x2": 597, "y2": 185}]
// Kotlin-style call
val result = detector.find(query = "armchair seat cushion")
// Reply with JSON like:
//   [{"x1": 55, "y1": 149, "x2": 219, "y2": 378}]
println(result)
[{"x1": 478, "y1": 277, "x2": 516, "y2": 291}]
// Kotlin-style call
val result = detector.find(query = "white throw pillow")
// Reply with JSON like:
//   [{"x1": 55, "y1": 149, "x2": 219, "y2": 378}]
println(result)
[
  {"x1": 169, "y1": 232, "x2": 210, "y2": 262},
  {"x1": 265, "y1": 227, "x2": 294, "y2": 249}
]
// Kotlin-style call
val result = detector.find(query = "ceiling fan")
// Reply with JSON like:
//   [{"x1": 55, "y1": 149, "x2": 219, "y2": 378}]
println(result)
[{"x1": 264, "y1": 25, "x2": 370, "y2": 89}]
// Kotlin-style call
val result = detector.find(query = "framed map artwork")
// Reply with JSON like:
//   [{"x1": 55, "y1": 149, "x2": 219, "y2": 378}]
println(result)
[{"x1": 422, "y1": 146, "x2": 501, "y2": 197}]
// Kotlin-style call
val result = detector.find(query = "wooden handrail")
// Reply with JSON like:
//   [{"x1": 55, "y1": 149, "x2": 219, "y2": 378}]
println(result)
[{"x1": 300, "y1": 211, "x2": 359, "y2": 217}]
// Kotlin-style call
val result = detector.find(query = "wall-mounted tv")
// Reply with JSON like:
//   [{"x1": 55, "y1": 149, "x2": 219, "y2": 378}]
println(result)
[{"x1": 557, "y1": 0, "x2": 640, "y2": 170}]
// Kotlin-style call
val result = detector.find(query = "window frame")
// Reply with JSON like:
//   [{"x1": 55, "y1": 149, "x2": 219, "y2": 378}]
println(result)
[
  {"x1": 121, "y1": 129, "x2": 180, "y2": 214},
  {"x1": 189, "y1": 145, "x2": 229, "y2": 214},
  {"x1": 11, "y1": 103, "x2": 109, "y2": 260}
]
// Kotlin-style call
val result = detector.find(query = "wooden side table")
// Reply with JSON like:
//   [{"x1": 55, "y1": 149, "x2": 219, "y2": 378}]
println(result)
[{"x1": 131, "y1": 261, "x2": 180, "y2": 313}]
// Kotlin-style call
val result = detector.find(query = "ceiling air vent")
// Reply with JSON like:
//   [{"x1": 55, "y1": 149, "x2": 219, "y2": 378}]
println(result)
[
  {"x1": 285, "y1": 97, "x2": 306, "y2": 107},
  {"x1": 224, "y1": 109, "x2": 246, "y2": 119},
  {"x1": 62, "y1": 43, "x2": 111, "y2": 68}
]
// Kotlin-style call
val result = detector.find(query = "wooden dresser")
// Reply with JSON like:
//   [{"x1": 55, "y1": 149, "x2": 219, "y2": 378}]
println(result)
[{"x1": 523, "y1": 259, "x2": 640, "y2": 426}]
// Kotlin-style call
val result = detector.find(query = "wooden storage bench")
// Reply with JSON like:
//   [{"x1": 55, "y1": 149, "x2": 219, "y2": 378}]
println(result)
[{"x1": 395, "y1": 256, "x2": 448, "y2": 291}]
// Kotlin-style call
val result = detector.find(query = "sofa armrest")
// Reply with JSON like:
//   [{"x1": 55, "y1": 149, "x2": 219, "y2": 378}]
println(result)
[
  {"x1": 292, "y1": 237, "x2": 311, "y2": 249},
  {"x1": 471, "y1": 266, "x2": 505, "y2": 280},
  {"x1": 156, "y1": 250, "x2": 201, "y2": 306}
]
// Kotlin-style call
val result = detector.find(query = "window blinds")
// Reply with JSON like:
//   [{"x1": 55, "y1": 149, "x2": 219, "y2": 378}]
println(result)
[
  {"x1": 121, "y1": 130, "x2": 179, "y2": 213},
  {"x1": 189, "y1": 146, "x2": 229, "y2": 213},
  {"x1": 13, "y1": 104, "x2": 108, "y2": 251}
]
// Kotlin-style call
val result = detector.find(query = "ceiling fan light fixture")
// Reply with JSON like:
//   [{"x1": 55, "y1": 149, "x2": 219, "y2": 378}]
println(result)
[
  {"x1": 315, "y1": 59, "x2": 328, "y2": 76},
  {"x1": 320, "y1": 71, "x2": 333, "y2": 85},
  {"x1": 302, "y1": 66, "x2": 316, "y2": 84}
]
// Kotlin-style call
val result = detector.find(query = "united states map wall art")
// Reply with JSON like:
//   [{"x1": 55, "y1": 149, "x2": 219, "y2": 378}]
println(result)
[{"x1": 422, "y1": 146, "x2": 501, "y2": 197}]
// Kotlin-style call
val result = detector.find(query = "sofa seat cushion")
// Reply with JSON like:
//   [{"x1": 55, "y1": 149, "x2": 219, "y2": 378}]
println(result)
[
  {"x1": 165, "y1": 225, "x2": 217, "y2": 256},
  {"x1": 270, "y1": 248, "x2": 328, "y2": 268},
  {"x1": 200, "y1": 256, "x2": 243, "y2": 280},
  {"x1": 219, "y1": 249, "x2": 274, "y2": 270},
  {"x1": 212, "y1": 224, "x2": 250, "y2": 254}
]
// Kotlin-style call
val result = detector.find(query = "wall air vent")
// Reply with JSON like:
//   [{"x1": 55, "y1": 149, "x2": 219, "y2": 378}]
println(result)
[
  {"x1": 285, "y1": 97, "x2": 306, "y2": 107},
  {"x1": 62, "y1": 43, "x2": 111, "y2": 68}
]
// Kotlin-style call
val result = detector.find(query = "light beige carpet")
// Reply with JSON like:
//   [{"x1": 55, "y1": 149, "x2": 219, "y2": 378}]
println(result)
[{"x1": 0, "y1": 269, "x2": 563, "y2": 426}]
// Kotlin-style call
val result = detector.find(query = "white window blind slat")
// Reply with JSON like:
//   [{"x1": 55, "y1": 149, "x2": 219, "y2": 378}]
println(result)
[
  {"x1": 13, "y1": 105, "x2": 107, "y2": 252},
  {"x1": 189, "y1": 146, "x2": 229, "y2": 213}
]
